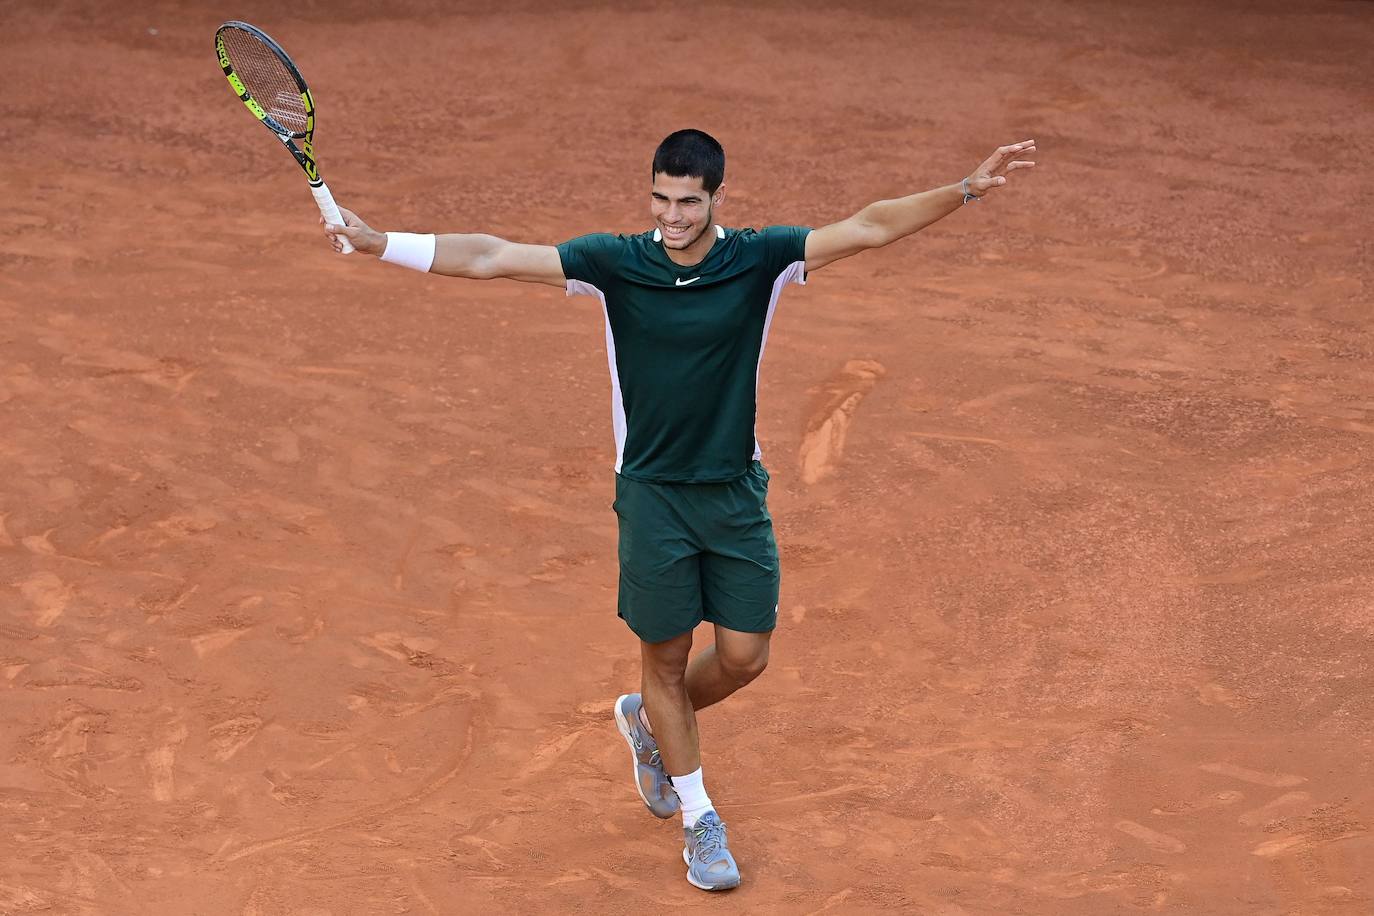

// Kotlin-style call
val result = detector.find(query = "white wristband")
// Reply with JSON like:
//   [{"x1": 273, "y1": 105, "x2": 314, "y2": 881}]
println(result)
[{"x1": 380, "y1": 232, "x2": 436, "y2": 273}]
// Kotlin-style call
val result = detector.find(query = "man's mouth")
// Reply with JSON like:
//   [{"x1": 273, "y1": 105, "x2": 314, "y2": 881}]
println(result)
[{"x1": 662, "y1": 224, "x2": 691, "y2": 240}]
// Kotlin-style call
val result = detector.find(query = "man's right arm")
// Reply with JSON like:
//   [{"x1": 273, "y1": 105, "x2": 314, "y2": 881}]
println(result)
[{"x1": 325, "y1": 207, "x2": 566, "y2": 288}]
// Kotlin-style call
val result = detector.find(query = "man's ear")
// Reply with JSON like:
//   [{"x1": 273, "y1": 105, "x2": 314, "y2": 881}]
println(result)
[{"x1": 713, "y1": 183, "x2": 726, "y2": 208}]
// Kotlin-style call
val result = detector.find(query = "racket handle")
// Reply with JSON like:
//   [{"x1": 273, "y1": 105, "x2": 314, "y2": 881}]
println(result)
[{"x1": 311, "y1": 181, "x2": 355, "y2": 255}]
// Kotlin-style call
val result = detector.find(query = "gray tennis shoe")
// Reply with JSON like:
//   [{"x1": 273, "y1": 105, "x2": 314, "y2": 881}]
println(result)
[
  {"x1": 613, "y1": 693, "x2": 680, "y2": 819},
  {"x1": 683, "y1": 810, "x2": 740, "y2": 891}
]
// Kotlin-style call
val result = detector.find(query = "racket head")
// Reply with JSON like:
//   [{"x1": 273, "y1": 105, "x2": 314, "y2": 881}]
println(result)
[{"x1": 215, "y1": 21, "x2": 315, "y2": 141}]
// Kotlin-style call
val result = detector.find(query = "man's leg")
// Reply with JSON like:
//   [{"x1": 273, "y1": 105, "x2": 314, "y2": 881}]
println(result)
[
  {"x1": 639, "y1": 627, "x2": 741, "y2": 892},
  {"x1": 638, "y1": 629, "x2": 699, "y2": 776},
  {"x1": 690, "y1": 460, "x2": 778, "y2": 713},
  {"x1": 649, "y1": 461, "x2": 773, "y2": 890},
  {"x1": 684, "y1": 625, "x2": 770, "y2": 712},
  {"x1": 637, "y1": 625, "x2": 771, "y2": 749}
]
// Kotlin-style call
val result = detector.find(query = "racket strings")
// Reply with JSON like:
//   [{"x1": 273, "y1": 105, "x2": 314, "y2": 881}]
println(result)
[{"x1": 220, "y1": 28, "x2": 309, "y2": 135}]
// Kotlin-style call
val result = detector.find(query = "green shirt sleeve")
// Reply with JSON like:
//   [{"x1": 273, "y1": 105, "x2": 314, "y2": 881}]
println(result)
[
  {"x1": 760, "y1": 225, "x2": 811, "y2": 276},
  {"x1": 557, "y1": 233, "x2": 626, "y2": 290}
]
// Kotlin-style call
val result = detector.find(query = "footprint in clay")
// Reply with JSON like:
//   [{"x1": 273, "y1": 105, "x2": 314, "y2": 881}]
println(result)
[{"x1": 797, "y1": 360, "x2": 886, "y2": 485}]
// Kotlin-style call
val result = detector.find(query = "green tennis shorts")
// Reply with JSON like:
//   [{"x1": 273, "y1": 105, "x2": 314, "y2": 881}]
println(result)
[{"x1": 613, "y1": 461, "x2": 780, "y2": 644}]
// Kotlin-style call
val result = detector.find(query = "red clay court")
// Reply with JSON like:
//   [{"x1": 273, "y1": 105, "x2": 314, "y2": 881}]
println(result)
[{"x1": 2, "y1": 1, "x2": 1372, "y2": 913}]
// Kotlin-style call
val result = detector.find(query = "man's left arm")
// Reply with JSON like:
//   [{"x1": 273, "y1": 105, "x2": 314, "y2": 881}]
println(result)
[{"x1": 804, "y1": 139, "x2": 1037, "y2": 273}]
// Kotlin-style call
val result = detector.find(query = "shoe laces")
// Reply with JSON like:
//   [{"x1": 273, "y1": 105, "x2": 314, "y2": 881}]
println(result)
[{"x1": 692, "y1": 817, "x2": 727, "y2": 860}]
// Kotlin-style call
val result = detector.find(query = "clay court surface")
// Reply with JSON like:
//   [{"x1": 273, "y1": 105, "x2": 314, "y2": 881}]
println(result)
[{"x1": 3, "y1": 1, "x2": 1373, "y2": 912}]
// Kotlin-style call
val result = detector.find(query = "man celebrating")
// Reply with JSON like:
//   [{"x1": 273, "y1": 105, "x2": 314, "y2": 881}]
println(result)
[{"x1": 324, "y1": 129, "x2": 1035, "y2": 891}]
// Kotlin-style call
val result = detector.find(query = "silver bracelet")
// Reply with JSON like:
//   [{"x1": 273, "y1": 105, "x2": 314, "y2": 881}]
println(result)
[{"x1": 962, "y1": 177, "x2": 979, "y2": 204}]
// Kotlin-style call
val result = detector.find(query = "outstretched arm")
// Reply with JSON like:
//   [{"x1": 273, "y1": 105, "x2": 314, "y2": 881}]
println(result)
[
  {"x1": 804, "y1": 139, "x2": 1036, "y2": 273},
  {"x1": 324, "y1": 209, "x2": 566, "y2": 288}
]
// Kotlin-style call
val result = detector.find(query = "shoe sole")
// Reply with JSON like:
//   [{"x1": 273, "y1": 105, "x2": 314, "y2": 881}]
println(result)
[
  {"x1": 613, "y1": 695, "x2": 674, "y2": 819},
  {"x1": 683, "y1": 847, "x2": 741, "y2": 891}
]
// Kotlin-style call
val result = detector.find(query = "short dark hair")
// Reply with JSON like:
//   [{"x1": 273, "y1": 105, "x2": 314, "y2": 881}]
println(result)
[{"x1": 651, "y1": 129, "x2": 725, "y2": 193}]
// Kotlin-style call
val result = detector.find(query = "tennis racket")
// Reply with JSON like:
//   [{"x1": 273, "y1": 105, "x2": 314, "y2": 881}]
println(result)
[{"x1": 215, "y1": 20, "x2": 353, "y2": 254}]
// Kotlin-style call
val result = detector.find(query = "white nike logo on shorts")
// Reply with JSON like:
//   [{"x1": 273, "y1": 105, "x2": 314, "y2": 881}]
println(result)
[{"x1": 675, "y1": 277, "x2": 701, "y2": 286}]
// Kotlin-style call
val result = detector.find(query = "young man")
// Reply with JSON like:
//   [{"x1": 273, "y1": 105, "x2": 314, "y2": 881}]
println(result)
[{"x1": 323, "y1": 129, "x2": 1035, "y2": 891}]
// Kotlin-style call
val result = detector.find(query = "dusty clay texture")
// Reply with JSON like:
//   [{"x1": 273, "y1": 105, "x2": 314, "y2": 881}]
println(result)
[{"x1": 1, "y1": 1, "x2": 1372, "y2": 913}]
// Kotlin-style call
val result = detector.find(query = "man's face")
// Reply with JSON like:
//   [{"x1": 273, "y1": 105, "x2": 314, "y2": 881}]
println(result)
[{"x1": 650, "y1": 173, "x2": 723, "y2": 253}]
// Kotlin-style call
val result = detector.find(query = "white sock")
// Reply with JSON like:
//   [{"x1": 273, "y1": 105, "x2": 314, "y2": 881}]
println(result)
[{"x1": 670, "y1": 767, "x2": 714, "y2": 829}]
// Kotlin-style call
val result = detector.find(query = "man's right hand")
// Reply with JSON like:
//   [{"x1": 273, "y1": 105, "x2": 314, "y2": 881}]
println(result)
[{"x1": 322, "y1": 208, "x2": 386, "y2": 256}]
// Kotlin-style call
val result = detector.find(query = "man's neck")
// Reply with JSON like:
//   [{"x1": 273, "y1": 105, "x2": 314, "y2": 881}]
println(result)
[{"x1": 663, "y1": 225, "x2": 717, "y2": 267}]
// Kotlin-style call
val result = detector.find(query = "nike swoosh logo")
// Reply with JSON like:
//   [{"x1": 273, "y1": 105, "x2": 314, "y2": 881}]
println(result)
[{"x1": 675, "y1": 277, "x2": 701, "y2": 286}]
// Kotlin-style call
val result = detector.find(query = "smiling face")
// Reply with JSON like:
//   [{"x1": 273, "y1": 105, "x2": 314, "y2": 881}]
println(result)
[{"x1": 651, "y1": 173, "x2": 724, "y2": 265}]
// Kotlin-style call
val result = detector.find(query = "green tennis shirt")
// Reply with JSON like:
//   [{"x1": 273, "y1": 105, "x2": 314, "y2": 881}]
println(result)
[{"x1": 558, "y1": 224, "x2": 810, "y2": 483}]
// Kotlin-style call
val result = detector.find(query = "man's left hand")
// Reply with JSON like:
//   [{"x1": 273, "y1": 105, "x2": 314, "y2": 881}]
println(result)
[{"x1": 965, "y1": 140, "x2": 1037, "y2": 198}]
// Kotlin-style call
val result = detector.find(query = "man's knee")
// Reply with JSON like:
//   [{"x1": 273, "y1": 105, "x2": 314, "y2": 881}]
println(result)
[
  {"x1": 641, "y1": 631, "x2": 693, "y2": 683},
  {"x1": 719, "y1": 642, "x2": 769, "y2": 685}
]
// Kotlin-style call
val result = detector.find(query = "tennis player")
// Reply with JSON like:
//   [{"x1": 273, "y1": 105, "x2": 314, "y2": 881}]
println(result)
[{"x1": 324, "y1": 129, "x2": 1035, "y2": 891}]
